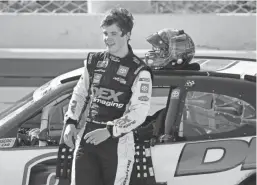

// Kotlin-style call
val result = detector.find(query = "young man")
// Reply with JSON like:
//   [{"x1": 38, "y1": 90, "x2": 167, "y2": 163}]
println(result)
[{"x1": 63, "y1": 7, "x2": 153, "y2": 185}]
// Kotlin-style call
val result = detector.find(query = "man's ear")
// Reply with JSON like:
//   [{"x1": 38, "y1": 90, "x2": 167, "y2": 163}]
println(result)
[{"x1": 126, "y1": 32, "x2": 131, "y2": 40}]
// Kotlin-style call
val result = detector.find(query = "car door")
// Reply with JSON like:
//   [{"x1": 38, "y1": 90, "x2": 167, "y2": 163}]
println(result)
[{"x1": 150, "y1": 74, "x2": 256, "y2": 185}]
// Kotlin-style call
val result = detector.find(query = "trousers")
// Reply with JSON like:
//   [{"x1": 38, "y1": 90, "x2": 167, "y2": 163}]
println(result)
[{"x1": 71, "y1": 122, "x2": 135, "y2": 185}]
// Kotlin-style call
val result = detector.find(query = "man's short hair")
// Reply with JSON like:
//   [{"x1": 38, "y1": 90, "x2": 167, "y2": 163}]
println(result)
[{"x1": 100, "y1": 7, "x2": 134, "y2": 36}]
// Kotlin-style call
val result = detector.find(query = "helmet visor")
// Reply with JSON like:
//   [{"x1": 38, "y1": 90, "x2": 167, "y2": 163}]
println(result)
[{"x1": 146, "y1": 32, "x2": 169, "y2": 49}]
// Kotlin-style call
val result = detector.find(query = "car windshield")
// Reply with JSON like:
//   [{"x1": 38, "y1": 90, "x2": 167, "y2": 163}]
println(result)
[{"x1": 0, "y1": 91, "x2": 34, "y2": 120}]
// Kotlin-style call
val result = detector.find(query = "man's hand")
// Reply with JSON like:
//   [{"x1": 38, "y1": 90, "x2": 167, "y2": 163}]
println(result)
[
  {"x1": 63, "y1": 124, "x2": 77, "y2": 149},
  {"x1": 84, "y1": 128, "x2": 111, "y2": 145}
]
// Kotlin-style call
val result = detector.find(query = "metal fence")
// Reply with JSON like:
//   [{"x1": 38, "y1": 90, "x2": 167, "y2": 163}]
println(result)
[{"x1": 0, "y1": 0, "x2": 256, "y2": 14}]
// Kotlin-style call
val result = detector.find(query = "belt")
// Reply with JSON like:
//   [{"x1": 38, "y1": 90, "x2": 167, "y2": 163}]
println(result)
[{"x1": 86, "y1": 118, "x2": 106, "y2": 125}]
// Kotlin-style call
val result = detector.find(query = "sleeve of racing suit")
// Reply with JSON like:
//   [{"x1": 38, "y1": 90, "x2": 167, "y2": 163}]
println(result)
[
  {"x1": 64, "y1": 60, "x2": 90, "y2": 123},
  {"x1": 107, "y1": 70, "x2": 152, "y2": 137}
]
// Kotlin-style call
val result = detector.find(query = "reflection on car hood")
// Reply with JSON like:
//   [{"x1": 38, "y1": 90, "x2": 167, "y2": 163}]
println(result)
[{"x1": 197, "y1": 59, "x2": 256, "y2": 76}]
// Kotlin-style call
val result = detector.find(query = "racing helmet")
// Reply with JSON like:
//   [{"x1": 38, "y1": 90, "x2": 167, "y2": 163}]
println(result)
[{"x1": 145, "y1": 28, "x2": 195, "y2": 69}]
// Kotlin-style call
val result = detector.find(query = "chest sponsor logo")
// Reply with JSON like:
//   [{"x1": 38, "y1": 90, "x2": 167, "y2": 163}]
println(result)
[
  {"x1": 97, "y1": 60, "x2": 109, "y2": 68},
  {"x1": 93, "y1": 73, "x2": 102, "y2": 84},
  {"x1": 138, "y1": 96, "x2": 149, "y2": 101},
  {"x1": 175, "y1": 138, "x2": 256, "y2": 176},
  {"x1": 140, "y1": 83, "x2": 150, "y2": 93},
  {"x1": 113, "y1": 77, "x2": 126, "y2": 84},
  {"x1": 92, "y1": 87, "x2": 125, "y2": 108},
  {"x1": 110, "y1": 55, "x2": 120, "y2": 62},
  {"x1": 117, "y1": 65, "x2": 129, "y2": 77}
]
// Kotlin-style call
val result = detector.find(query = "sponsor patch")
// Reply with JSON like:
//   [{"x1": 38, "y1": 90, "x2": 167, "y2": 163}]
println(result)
[
  {"x1": 140, "y1": 83, "x2": 150, "y2": 93},
  {"x1": 113, "y1": 77, "x2": 126, "y2": 84},
  {"x1": 139, "y1": 78, "x2": 150, "y2": 82},
  {"x1": 93, "y1": 73, "x2": 102, "y2": 84},
  {"x1": 117, "y1": 65, "x2": 129, "y2": 77},
  {"x1": 110, "y1": 55, "x2": 120, "y2": 62},
  {"x1": 138, "y1": 96, "x2": 149, "y2": 101},
  {"x1": 171, "y1": 89, "x2": 180, "y2": 99},
  {"x1": 97, "y1": 60, "x2": 109, "y2": 68},
  {"x1": 123, "y1": 160, "x2": 132, "y2": 184},
  {"x1": 133, "y1": 57, "x2": 140, "y2": 64},
  {"x1": 116, "y1": 115, "x2": 131, "y2": 126},
  {"x1": 134, "y1": 65, "x2": 144, "y2": 75}
]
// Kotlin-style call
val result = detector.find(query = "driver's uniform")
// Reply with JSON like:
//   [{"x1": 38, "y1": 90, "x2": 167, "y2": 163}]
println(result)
[{"x1": 64, "y1": 46, "x2": 153, "y2": 185}]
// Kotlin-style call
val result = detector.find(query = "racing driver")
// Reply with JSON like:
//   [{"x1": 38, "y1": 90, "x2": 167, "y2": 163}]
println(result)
[{"x1": 63, "y1": 7, "x2": 153, "y2": 185}]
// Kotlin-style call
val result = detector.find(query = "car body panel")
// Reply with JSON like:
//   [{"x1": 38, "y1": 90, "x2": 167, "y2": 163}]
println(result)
[
  {"x1": 151, "y1": 137, "x2": 255, "y2": 185},
  {"x1": 0, "y1": 147, "x2": 58, "y2": 185}
]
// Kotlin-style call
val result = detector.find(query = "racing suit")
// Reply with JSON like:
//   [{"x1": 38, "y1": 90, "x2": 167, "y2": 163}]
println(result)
[{"x1": 64, "y1": 45, "x2": 153, "y2": 185}]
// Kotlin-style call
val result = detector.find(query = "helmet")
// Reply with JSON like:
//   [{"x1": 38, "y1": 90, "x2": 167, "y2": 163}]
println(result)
[{"x1": 145, "y1": 28, "x2": 195, "y2": 69}]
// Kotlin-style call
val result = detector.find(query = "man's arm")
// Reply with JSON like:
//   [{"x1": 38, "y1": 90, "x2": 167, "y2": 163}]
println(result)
[
  {"x1": 107, "y1": 70, "x2": 152, "y2": 137},
  {"x1": 64, "y1": 60, "x2": 90, "y2": 124}
]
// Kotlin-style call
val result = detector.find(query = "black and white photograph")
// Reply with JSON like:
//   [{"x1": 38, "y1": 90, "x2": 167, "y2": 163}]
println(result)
[{"x1": 0, "y1": 0, "x2": 256, "y2": 185}]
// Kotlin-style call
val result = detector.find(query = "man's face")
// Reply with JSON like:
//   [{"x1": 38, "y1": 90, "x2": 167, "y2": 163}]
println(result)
[{"x1": 102, "y1": 24, "x2": 129, "y2": 55}]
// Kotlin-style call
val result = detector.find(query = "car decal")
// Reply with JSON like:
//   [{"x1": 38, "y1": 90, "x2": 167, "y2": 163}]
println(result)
[
  {"x1": 0, "y1": 137, "x2": 16, "y2": 148},
  {"x1": 22, "y1": 152, "x2": 58, "y2": 185},
  {"x1": 175, "y1": 138, "x2": 256, "y2": 177},
  {"x1": 33, "y1": 79, "x2": 61, "y2": 102}
]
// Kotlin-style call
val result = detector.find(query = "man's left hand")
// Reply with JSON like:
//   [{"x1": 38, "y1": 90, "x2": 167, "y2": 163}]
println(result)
[{"x1": 84, "y1": 128, "x2": 111, "y2": 145}]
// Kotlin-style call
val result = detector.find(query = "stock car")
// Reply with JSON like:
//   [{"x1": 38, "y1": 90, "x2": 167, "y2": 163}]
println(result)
[{"x1": 0, "y1": 54, "x2": 256, "y2": 185}]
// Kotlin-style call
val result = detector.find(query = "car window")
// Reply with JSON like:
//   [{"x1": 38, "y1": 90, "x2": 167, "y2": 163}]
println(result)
[
  {"x1": 178, "y1": 91, "x2": 256, "y2": 140},
  {"x1": 17, "y1": 111, "x2": 42, "y2": 147}
]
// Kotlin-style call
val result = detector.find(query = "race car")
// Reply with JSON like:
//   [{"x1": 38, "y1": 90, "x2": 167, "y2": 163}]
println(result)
[{"x1": 0, "y1": 54, "x2": 256, "y2": 185}]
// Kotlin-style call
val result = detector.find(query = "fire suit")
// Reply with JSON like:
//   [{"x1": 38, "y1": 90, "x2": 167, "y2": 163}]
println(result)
[{"x1": 64, "y1": 46, "x2": 153, "y2": 185}]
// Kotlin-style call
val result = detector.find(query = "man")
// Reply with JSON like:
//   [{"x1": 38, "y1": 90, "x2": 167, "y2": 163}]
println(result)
[{"x1": 63, "y1": 7, "x2": 153, "y2": 185}]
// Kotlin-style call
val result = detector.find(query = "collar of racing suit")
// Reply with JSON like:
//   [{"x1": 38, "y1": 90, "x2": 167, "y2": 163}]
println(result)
[{"x1": 107, "y1": 44, "x2": 134, "y2": 61}]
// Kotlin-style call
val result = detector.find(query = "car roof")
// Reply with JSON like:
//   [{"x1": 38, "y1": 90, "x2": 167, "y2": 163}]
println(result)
[{"x1": 55, "y1": 55, "x2": 256, "y2": 85}]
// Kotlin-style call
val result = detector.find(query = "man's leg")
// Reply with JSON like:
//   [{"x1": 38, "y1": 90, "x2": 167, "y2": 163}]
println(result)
[
  {"x1": 71, "y1": 127, "x2": 101, "y2": 185},
  {"x1": 99, "y1": 132, "x2": 135, "y2": 185}
]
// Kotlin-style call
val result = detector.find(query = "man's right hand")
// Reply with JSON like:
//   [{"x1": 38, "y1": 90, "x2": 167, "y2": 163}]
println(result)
[{"x1": 63, "y1": 124, "x2": 77, "y2": 149}]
